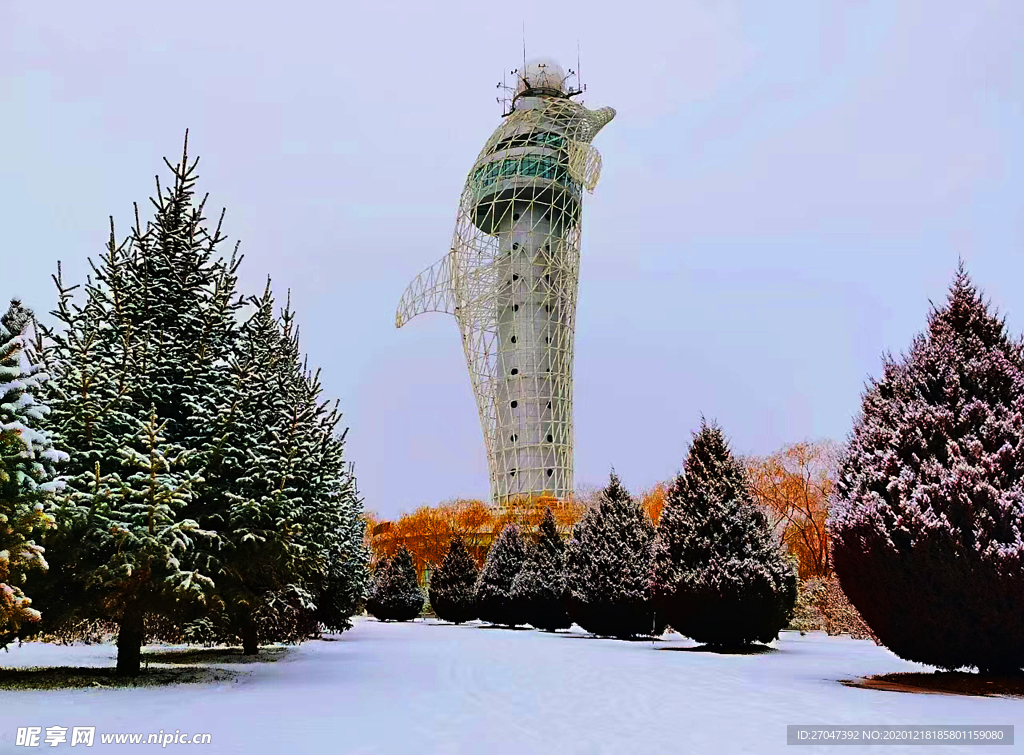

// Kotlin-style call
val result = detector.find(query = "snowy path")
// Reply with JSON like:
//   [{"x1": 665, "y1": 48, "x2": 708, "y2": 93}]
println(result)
[{"x1": 0, "y1": 619, "x2": 1020, "y2": 754}]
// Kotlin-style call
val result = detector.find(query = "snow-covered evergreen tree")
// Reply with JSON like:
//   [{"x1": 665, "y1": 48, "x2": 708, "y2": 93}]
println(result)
[
  {"x1": 80, "y1": 411, "x2": 211, "y2": 674},
  {"x1": 651, "y1": 421, "x2": 796, "y2": 646},
  {"x1": 510, "y1": 508, "x2": 570, "y2": 631},
  {"x1": 273, "y1": 301, "x2": 367, "y2": 636},
  {"x1": 365, "y1": 546, "x2": 422, "y2": 622},
  {"x1": 34, "y1": 140, "x2": 239, "y2": 672},
  {"x1": 34, "y1": 137, "x2": 367, "y2": 665},
  {"x1": 193, "y1": 283, "x2": 312, "y2": 653},
  {"x1": 428, "y1": 535, "x2": 479, "y2": 624},
  {"x1": 0, "y1": 300, "x2": 66, "y2": 646},
  {"x1": 830, "y1": 266, "x2": 1024, "y2": 673},
  {"x1": 565, "y1": 472, "x2": 660, "y2": 638},
  {"x1": 475, "y1": 523, "x2": 528, "y2": 627}
]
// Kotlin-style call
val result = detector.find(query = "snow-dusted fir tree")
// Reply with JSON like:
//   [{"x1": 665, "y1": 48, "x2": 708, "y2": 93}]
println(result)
[
  {"x1": 831, "y1": 266, "x2": 1024, "y2": 673},
  {"x1": 34, "y1": 139, "x2": 239, "y2": 672},
  {"x1": 428, "y1": 535, "x2": 479, "y2": 624},
  {"x1": 475, "y1": 523, "x2": 528, "y2": 627},
  {"x1": 272, "y1": 300, "x2": 368, "y2": 636},
  {"x1": 510, "y1": 508, "x2": 571, "y2": 631},
  {"x1": 366, "y1": 546, "x2": 422, "y2": 622},
  {"x1": 36, "y1": 137, "x2": 367, "y2": 665},
  {"x1": 0, "y1": 300, "x2": 67, "y2": 646},
  {"x1": 565, "y1": 472, "x2": 660, "y2": 638},
  {"x1": 78, "y1": 411, "x2": 211, "y2": 674},
  {"x1": 365, "y1": 556, "x2": 389, "y2": 619},
  {"x1": 651, "y1": 421, "x2": 796, "y2": 646},
  {"x1": 196, "y1": 284, "x2": 314, "y2": 653}
]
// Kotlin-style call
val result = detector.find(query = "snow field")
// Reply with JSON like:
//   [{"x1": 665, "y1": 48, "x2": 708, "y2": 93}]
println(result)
[{"x1": 0, "y1": 618, "x2": 1020, "y2": 754}]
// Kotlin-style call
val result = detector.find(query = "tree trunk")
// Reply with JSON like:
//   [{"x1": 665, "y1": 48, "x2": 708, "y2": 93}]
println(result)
[
  {"x1": 116, "y1": 612, "x2": 145, "y2": 676},
  {"x1": 241, "y1": 621, "x2": 259, "y2": 656}
]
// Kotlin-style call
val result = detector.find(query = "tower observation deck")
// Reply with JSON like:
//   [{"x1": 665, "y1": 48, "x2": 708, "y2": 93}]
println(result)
[{"x1": 396, "y1": 58, "x2": 615, "y2": 505}]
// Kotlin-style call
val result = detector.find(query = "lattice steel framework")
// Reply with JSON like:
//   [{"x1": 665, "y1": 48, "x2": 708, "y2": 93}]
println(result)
[{"x1": 396, "y1": 59, "x2": 615, "y2": 505}]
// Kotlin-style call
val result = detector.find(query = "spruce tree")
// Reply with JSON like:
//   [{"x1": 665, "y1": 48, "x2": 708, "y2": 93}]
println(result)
[
  {"x1": 0, "y1": 300, "x2": 67, "y2": 646},
  {"x1": 651, "y1": 421, "x2": 797, "y2": 646},
  {"x1": 510, "y1": 508, "x2": 571, "y2": 631},
  {"x1": 365, "y1": 546, "x2": 422, "y2": 621},
  {"x1": 34, "y1": 139, "x2": 368, "y2": 665},
  {"x1": 365, "y1": 555, "x2": 389, "y2": 620},
  {"x1": 196, "y1": 285, "x2": 315, "y2": 653},
  {"x1": 831, "y1": 266, "x2": 1024, "y2": 673},
  {"x1": 78, "y1": 411, "x2": 211, "y2": 674},
  {"x1": 565, "y1": 472, "x2": 660, "y2": 638},
  {"x1": 428, "y1": 536, "x2": 479, "y2": 624},
  {"x1": 271, "y1": 301, "x2": 368, "y2": 636},
  {"x1": 475, "y1": 523, "x2": 528, "y2": 626},
  {"x1": 34, "y1": 139, "x2": 241, "y2": 672}
]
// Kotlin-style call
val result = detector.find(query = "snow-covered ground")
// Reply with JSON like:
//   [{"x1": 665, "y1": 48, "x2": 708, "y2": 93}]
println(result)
[{"x1": 0, "y1": 618, "x2": 1020, "y2": 754}]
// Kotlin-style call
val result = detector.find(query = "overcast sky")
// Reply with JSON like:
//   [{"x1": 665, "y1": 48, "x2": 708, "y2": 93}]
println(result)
[{"x1": 3, "y1": 1, "x2": 1022, "y2": 519}]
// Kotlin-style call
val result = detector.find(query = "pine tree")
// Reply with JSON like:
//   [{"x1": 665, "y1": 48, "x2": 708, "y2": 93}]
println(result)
[
  {"x1": 475, "y1": 523, "x2": 528, "y2": 626},
  {"x1": 272, "y1": 301, "x2": 368, "y2": 636},
  {"x1": 34, "y1": 137, "x2": 368, "y2": 666},
  {"x1": 510, "y1": 508, "x2": 571, "y2": 631},
  {"x1": 33, "y1": 139, "x2": 239, "y2": 672},
  {"x1": 428, "y1": 535, "x2": 479, "y2": 624},
  {"x1": 80, "y1": 411, "x2": 211, "y2": 674},
  {"x1": 195, "y1": 284, "x2": 313, "y2": 653},
  {"x1": 365, "y1": 546, "x2": 422, "y2": 621},
  {"x1": 651, "y1": 421, "x2": 797, "y2": 646},
  {"x1": 830, "y1": 266, "x2": 1024, "y2": 673},
  {"x1": 0, "y1": 300, "x2": 67, "y2": 646},
  {"x1": 565, "y1": 472, "x2": 660, "y2": 638},
  {"x1": 365, "y1": 555, "x2": 389, "y2": 619}
]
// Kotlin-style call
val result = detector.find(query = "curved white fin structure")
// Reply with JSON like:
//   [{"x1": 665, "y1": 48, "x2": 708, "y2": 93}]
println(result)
[{"x1": 395, "y1": 251, "x2": 456, "y2": 328}]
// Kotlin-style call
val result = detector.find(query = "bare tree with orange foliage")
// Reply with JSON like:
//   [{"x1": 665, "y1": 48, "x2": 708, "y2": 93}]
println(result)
[
  {"x1": 747, "y1": 441, "x2": 839, "y2": 580},
  {"x1": 638, "y1": 482, "x2": 668, "y2": 525},
  {"x1": 365, "y1": 493, "x2": 591, "y2": 584}
]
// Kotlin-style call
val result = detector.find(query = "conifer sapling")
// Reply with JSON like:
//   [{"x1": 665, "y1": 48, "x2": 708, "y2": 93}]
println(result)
[
  {"x1": 428, "y1": 535, "x2": 479, "y2": 624},
  {"x1": 475, "y1": 524, "x2": 527, "y2": 627},
  {"x1": 651, "y1": 421, "x2": 796, "y2": 646},
  {"x1": 365, "y1": 546, "x2": 423, "y2": 622},
  {"x1": 564, "y1": 472, "x2": 661, "y2": 638},
  {"x1": 510, "y1": 508, "x2": 571, "y2": 631}
]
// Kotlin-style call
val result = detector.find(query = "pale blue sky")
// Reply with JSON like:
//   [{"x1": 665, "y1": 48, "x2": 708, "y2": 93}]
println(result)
[{"x1": 2, "y1": 1, "x2": 1022, "y2": 518}]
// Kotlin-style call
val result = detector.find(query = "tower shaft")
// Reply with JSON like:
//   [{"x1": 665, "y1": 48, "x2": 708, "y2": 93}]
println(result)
[{"x1": 396, "y1": 63, "x2": 614, "y2": 507}]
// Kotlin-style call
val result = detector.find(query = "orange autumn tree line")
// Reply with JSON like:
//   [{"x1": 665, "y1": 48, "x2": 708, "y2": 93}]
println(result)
[
  {"x1": 365, "y1": 486, "x2": 674, "y2": 585},
  {"x1": 746, "y1": 440, "x2": 838, "y2": 580},
  {"x1": 364, "y1": 496, "x2": 585, "y2": 582}
]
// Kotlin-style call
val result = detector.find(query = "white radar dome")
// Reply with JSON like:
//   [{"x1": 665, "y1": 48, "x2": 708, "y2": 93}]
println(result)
[{"x1": 516, "y1": 58, "x2": 567, "y2": 95}]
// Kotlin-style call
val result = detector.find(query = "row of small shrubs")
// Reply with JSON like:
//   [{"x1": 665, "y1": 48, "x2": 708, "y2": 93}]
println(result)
[{"x1": 368, "y1": 423, "x2": 798, "y2": 647}]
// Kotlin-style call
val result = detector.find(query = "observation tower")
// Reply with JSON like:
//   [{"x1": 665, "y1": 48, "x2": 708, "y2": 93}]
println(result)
[{"x1": 396, "y1": 57, "x2": 615, "y2": 505}]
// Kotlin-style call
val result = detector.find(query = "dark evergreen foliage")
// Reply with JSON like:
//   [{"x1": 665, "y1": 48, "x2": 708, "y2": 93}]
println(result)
[
  {"x1": 564, "y1": 472, "x2": 661, "y2": 638},
  {"x1": 0, "y1": 300, "x2": 66, "y2": 646},
  {"x1": 830, "y1": 266, "x2": 1024, "y2": 673},
  {"x1": 196, "y1": 284, "x2": 367, "y2": 652},
  {"x1": 510, "y1": 508, "x2": 571, "y2": 631},
  {"x1": 475, "y1": 524, "x2": 528, "y2": 626},
  {"x1": 32, "y1": 143, "x2": 231, "y2": 673},
  {"x1": 428, "y1": 536, "x2": 479, "y2": 624},
  {"x1": 31, "y1": 137, "x2": 367, "y2": 670},
  {"x1": 651, "y1": 421, "x2": 797, "y2": 646},
  {"x1": 366, "y1": 546, "x2": 423, "y2": 622}
]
